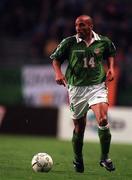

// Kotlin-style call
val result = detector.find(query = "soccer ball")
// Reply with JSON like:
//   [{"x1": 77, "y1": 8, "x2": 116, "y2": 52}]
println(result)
[{"x1": 31, "y1": 152, "x2": 53, "y2": 172}]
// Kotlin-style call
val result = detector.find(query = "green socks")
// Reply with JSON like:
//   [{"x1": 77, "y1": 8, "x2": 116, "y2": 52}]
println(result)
[
  {"x1": 98, "y1": 127, "x2": 111, "y2": 160},
  {"x1": 72, "y1": 130, "x2": 84, "y2": 162},
  {"x1": 72, "y1": 127, "x2": 111, "y2": 161}
]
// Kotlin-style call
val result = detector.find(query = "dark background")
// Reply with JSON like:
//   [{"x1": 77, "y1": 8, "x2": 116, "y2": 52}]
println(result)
[{"x1": 0, "y1": 0, "x2": 132, "y2": 106}]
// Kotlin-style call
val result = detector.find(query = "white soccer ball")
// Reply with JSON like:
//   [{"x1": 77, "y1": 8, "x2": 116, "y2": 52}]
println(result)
[{"x1": 31, "y1": 152, "x2": 53, "y2": 172}]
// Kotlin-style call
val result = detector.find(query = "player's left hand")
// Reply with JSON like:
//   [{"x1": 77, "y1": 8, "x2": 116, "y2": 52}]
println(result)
[{"x1": 106, "y1": 69, "x2": 114, "y2": 82}]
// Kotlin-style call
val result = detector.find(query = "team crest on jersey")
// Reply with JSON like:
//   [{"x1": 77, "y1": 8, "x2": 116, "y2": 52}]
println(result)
[{"x1": 94, "y1": 48, "x2": 100, "y2": 54}]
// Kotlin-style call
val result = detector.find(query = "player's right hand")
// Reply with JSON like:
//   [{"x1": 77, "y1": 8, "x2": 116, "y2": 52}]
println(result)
[{"x1": 55, "y1": 73, "x2": 67, "y2": 87}]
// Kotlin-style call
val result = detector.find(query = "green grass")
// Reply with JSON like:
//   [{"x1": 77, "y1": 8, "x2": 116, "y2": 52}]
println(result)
[{"x1": 0, "y1": 134, "x2": 132, "y2": 180}]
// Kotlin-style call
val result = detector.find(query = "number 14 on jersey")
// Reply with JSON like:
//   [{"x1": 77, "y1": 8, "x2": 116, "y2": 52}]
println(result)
[{"x1": 83, "y1": 57, "x2": 95, "y2": 68}]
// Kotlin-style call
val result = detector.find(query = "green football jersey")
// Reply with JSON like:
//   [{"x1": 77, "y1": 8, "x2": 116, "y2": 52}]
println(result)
[{"x1": 50, "y1": 32, "x2": 116, "y2": 86}]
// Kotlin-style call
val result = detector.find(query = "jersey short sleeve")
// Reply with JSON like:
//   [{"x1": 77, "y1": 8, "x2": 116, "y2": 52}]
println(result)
[
  {"x1": 104, "y1": 38, "x2": 116, "y2": 58},
  {"x1": 50, "y1": 37, "x2": 71, "y2": 64}
]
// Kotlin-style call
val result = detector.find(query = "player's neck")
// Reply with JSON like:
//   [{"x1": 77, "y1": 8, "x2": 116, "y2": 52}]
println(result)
[{"x1": 84, "y1": 32, "x2": 93, "y2": 46}]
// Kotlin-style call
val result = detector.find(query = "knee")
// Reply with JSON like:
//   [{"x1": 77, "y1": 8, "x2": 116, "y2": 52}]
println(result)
[
  {"x1": 99, "y1": 118, "x2": 108, "y2": 127},
  {"x1": 74, "y1": 124, "x2": 85, "y2": 134},
  {"x1": 73, "y1": 118, "x2": 86, "y2": 134},
  {"x1": 97, "y1": 111, "x2": 108, "y2": 127}
]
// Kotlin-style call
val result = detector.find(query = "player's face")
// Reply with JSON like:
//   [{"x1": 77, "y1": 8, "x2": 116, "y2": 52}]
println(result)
[{"x1": 75, "y1": 18, "x2": 93, "y2": 39}]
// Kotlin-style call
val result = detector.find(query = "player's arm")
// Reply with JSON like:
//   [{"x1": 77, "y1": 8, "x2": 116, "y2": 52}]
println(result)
[
  {"x1": 52, "y1": 59, "x2": 67, "y2": 86},
  {"x1": 105, "y1": 38, "x2": 116, "y2": 82},
  {"x1": 51, "y1": 37, "x2": 72, "y2": 86},
  {"x1": 106, "y1": 56, "x2": 115, "y2": 82}
]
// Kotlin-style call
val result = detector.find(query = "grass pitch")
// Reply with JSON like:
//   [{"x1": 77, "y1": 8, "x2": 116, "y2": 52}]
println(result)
[{"x1": 0, "y1": 134, "x2": 132, "y2": 180}]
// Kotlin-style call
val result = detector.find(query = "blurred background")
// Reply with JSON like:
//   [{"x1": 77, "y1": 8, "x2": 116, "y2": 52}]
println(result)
[{"x1": 0, "y1": 0, "x2": 132, "y2": 142}]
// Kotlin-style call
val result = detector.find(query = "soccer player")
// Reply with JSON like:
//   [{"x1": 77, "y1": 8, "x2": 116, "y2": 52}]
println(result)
[{"x1": 50, "y1": 15, "x2": 116, "y2": 173}]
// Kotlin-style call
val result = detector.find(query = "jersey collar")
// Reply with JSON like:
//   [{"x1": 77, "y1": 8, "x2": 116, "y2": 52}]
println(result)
[{"x1": 75, "y1": 31, "x2": 101, "y2": 43}]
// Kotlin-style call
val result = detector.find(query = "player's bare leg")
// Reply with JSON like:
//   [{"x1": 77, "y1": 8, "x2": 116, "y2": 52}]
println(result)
[
  {"x1": 91, "y1": 103, "x2": 115, "y2": 171},
  {"x1": 72, "y1": 114, "x2": 86, "y2": 173}
]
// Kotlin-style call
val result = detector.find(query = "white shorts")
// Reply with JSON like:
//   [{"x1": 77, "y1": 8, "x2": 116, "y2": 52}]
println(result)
[{"x1": 68, "y1": 82, "x2": 108, "y2": 119}]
